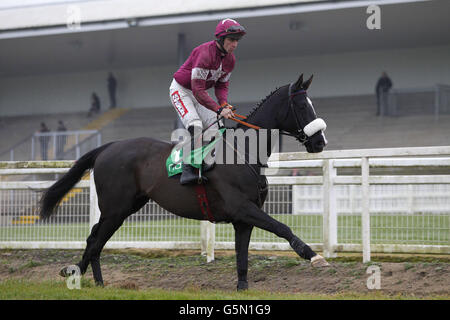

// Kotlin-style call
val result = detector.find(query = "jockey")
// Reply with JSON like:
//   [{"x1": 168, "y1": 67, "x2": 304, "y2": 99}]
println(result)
[{"x1": 169, "y1": 18, "x2": 246, "y2": 185}]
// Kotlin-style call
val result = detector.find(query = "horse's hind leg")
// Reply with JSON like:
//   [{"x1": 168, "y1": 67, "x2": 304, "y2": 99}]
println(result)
[
  {"x1": 84, "y1": 215, "x2": 126, "y2": 286},
  {"x1": 233, "y1": 222, "x2": 253, "y2": 291},
  {"x1": 79, "y1": 222, "x2": 101, "y2": 274},
  {"x1": 59, "y1": 216, "x2": 124, "y2": 286},
  {"x1": 59, "y1": 221, "x2": 101, "y2": 278}
]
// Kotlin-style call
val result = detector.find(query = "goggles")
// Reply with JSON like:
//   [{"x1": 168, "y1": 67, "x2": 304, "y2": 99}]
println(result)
[{"x1": 226, "y1": 25, "x2": 246, "y2": 33}]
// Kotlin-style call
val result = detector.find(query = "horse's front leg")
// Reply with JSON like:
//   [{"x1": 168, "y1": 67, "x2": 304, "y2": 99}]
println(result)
[
  {"x1": 232, "y1": 222, "x2": 253, "y2": 291},
  {"x1": 236, "y1": 201, "x2": 329, "y2": 267}
]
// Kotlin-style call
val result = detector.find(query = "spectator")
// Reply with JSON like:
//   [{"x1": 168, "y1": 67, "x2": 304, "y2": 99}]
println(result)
[
  {"x1": 107, "y1": 72, "x2": 117, "y2": 109},
  {"x1": 56, "y1": 120, "x2": 67, "y2": 160},
  {"x1": 38, "y1": 122, "x2": 50, "y2": 160},
  {"x1": 88, "y1": 92, "x2": 101, "y2": 117},
  {"x1": 375, "y1": 72, "x2": 393, "y2": 116}
]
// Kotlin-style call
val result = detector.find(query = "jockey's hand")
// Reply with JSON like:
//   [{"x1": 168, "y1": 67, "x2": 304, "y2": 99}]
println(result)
[{"x1": 218, "y1": 103, "x2": 235, "y2": 119}]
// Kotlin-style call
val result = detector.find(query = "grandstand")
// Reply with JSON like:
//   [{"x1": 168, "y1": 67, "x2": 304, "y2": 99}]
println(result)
[
  {"x1": 2, "y1": 92, "x2": 449, "y2": 160},
  {"x1": 0, "y1": 0, "x2": 449, "y2": 155}
]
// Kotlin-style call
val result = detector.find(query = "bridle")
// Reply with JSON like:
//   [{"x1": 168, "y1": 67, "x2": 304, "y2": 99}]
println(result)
[
  {"x1": 227, "y1": 83, "x2": 322, "y2": 145},
  {"x1": 279, "y1": 83, "x2": 309, "y2": 144}
]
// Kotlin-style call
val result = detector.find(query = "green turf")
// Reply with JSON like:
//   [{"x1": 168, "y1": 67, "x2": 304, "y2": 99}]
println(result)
[{"x1": 0, "y1": 279, "x2": 446, "y2": 300}]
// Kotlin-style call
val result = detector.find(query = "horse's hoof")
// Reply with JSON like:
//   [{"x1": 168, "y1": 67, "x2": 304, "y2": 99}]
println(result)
[
  {"x1": 95, "y1": 281, "x2": 104, "y2": 287},
  {"x1": 237, "y1": 280, "x2": 248, "y2": 291},
  {"x1": 311, "y1": 255, "x2": 330, "y2": 268}
]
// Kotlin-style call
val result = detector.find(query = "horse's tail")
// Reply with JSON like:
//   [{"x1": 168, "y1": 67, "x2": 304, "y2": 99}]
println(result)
[{"x1": 39, "y1": 142, "x2": 114, "y2": 220}]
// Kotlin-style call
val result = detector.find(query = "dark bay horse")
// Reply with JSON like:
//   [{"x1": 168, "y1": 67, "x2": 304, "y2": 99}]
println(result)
[{"x1": 40, "y1": 74, "x2": 329, "y2": 290}]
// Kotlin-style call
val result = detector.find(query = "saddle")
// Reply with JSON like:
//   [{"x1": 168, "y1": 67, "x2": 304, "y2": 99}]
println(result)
[{"x1": 166, "y1": 128, "x2": 225, "y2": 178}]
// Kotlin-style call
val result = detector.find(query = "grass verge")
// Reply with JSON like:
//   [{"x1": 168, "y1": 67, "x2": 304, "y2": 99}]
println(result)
[{"x1": 0, "y1": 279, "x2": 447, "y2": 300}]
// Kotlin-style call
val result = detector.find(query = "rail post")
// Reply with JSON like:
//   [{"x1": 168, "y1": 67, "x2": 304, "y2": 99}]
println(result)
[
  {"x1": 361, "y1": 157, "x2": 371, "y2": 262},
  {"x1": 89, "y1": 170, "x2": 101, "y2": 232},
  {"x1": 323, "y1": 159, "x2": 337, "y2": 258},
  {"x1": 200, "y1": 221, "x2": 215, "y2": 262}
]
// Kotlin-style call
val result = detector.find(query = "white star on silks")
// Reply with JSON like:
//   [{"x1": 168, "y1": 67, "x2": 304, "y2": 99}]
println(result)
[{"x1": 207, "y1": 64, "x2": 225, "y2": 82}]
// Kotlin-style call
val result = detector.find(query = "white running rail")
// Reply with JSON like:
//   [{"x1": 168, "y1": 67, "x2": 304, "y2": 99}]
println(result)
[{"x1": 0, "y1": 146, "x2": 449, "y2": 262}]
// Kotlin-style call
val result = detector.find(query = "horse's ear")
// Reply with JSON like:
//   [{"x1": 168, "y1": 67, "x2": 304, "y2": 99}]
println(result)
[
  {"x1": 302, "y1": 74, "x2": 313, "y2": 90},
  {"x1": 294, "y1": 74, "x2": 304, "y2": 90}
]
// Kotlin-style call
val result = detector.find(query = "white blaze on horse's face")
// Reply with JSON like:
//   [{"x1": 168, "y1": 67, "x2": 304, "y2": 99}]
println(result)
[
  {"x1": 306, "y1": 97, "x2": 317, "y2": 117},
  {"x1": 305, "y1": 95, "x2": 328, "y2": 146}
]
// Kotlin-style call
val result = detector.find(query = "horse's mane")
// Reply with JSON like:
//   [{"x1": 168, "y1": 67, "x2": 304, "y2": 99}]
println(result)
[{"x1": 245, "y1": 87, "x2": 282, "y2": 122}]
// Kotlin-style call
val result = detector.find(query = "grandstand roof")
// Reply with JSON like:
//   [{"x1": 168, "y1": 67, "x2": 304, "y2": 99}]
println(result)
[
  {"x1": 1, "y1": 0, "x2": 449, "y2": 77},
  {"x1": 1, "y1": 0, "x2": 323, "y2": 32}
]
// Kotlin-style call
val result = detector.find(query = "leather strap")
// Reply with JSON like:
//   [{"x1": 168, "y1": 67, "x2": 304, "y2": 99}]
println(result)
[{"x1": 195, "y1": 184, "x2": 215, "y2": 223}]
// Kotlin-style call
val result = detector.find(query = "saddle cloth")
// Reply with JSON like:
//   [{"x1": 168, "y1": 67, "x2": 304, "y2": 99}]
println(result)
[{"x1": 166, "y1": 128, "x2": 225, "y2": 177}]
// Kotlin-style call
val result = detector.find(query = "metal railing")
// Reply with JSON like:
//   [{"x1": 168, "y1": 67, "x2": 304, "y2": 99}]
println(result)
[
  {"x1": 32, "y1": 130, "x2": 101, "y2": 160},
  {"x1": 0, "y1": 130, "x2": 101, "y2": 161},
  {"x1": 381, "y1": 84, "x2": 450, "y2": 119}
]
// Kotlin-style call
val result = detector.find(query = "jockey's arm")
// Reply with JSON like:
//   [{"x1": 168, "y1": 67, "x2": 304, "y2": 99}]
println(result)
[
  {"x1": 214, "y1": 78, "x2": 229, "y2": 107},
  {"x1": 191, "y1": 78, "x2": 221, "y2": 112},
  {"x1": 191, "y1": 79, "x2": 234, "y2": 119},
  {"x1": 214, "y1": 76, "x2": 235, "y2": 119}
]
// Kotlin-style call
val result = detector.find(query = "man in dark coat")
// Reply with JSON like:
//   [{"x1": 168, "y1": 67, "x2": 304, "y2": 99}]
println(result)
[
  {"x1": 88, "y1": 92, "x2": 101, "y2": 117},
  {"x1": 107, "y1": 72, "x2": 117, "y2": 109},
  {"x1": 38, "y1": 122, "x2": 50, "y2": 160},
  {"x1": 375, "y1": 72, "x2": 393, "y2": 116},
  {"x1": 56, "y1": 120, "x2": 67, "y2": 159}
]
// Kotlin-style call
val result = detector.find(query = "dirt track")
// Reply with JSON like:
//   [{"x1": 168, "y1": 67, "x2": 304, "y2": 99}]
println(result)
[{"x1": 1, "y1": 249, "x2": 449, "y2": 297}]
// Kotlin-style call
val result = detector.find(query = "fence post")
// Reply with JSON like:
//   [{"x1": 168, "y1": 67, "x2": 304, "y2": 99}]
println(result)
[
  {"x1": 97, "y1": 132, "x2": 102, "y2": 147},
  {"x1": 52, "y1": 132, "x2": 57, "y2": 160},
  {"x1": 322, "y1": 159, "x2": 337, "y2": 258},
  {"x1": 361, "y1": 157, "x2": 371, "y2": 263},
  {"x1": 76, "y1": 134, "x2": 80, "y2": 159},
  {"x1": 292, "y1": 185, "x2": 301, "y2": 215},
  {"x1": 200, "y1": 221, "x2": 215, "y2": 263},
  {"x1": 31, "y1": 136, "x2": 35, "y2": 160},
  {"x1": 89, "y1": 170, "x2": 101, "y2": 232}
]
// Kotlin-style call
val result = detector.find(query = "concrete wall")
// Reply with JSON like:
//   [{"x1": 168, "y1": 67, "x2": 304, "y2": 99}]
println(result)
[
  {"x1": 1, "y1": 44, "x2": 449, "y2": 116},
  {"x1": 231, "y1": 44, "x2": 450, "y2": 103}
]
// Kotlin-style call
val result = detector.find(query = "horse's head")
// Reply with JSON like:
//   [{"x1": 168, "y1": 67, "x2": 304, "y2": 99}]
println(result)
[{"x1": 278, "y1": 74, "x2": 328, "y2": 153}]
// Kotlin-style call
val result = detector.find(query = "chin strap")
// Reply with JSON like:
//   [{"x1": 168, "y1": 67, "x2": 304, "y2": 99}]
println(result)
[{"x1": 216, "y1": 39, "x2": 228, "y2": 55}]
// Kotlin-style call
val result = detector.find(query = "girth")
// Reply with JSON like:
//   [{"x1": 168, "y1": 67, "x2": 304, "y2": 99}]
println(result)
[{"x1": 195, "y1": 184, "x2": 215, "y2": 223}]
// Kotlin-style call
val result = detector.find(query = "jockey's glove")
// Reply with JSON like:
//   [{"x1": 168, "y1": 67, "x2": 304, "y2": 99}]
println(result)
[{"x1": 217, "y1": 102, "x2": 234, "y2": 115}]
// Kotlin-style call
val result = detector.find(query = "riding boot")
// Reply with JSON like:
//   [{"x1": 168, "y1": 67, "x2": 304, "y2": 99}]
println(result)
[
  {"x1": 180, "y1": 126, "x2": 208, "y2": 185},
  {"x1": 180, "y1": 163, "x2": 201, "y2": 185}
]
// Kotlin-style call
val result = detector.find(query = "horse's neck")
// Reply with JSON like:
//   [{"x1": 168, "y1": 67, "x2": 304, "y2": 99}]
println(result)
[
  {"x1": 239, "y1": 86, "x2": 287, "y2": 165},
  {"x1": 244, "y1": 86, "x2": 288, "y2": 129},
  {"x1": 230, "y1": 88, "x2": 287, "y2": 168}
]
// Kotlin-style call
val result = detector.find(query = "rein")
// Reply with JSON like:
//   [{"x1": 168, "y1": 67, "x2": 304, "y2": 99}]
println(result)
[
  {"x1": 228, "y1": 84, "x2": 310, "y2": 144},
  {"x1": 229, "y1": 113, "x2": 261, "y2": 129}
]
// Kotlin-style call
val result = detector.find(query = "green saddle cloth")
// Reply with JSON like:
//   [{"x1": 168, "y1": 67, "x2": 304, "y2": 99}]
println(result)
[{"x1": 166, "y1": 128, "x2": 225, "y2": 177}]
